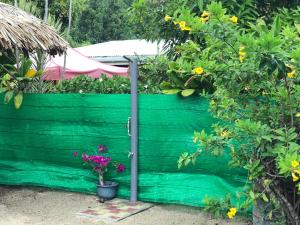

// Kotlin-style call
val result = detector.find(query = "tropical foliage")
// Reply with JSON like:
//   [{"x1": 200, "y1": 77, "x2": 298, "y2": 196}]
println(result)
[
  {"x1": 54, "y1": 74, "x2": 161, "y2": 94},
  {"x1": 71, "y1": 0, "x2": 133, "y2": 44},
  {"x1": 157, "y1": 2, "x2": 300, "y2": 224},
  {"x1": 129, "y1": 0, "x2": 300, "y2": 50},
  {"x1": 0, "y1": 55, "x2": 42, "y2": 108},
  {"x1": 1, "y1": 71, "x2": 162, "y2": 103}
]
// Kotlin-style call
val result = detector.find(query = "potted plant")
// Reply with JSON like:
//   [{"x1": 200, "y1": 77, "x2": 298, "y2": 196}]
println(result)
[{"x1": 73, "y1": 145, "x2": 125, "y2": 201}]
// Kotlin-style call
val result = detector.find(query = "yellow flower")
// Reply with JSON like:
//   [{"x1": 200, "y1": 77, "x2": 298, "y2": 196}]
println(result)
[
  {"x1": 291, "y1": 160, "x2": 299, "y2": 168},
  {"x1": 230, "y1": 208, "x2": 237, "y2": 214},
  {"x1": 227, "y1": 211, "x2": 234, "y2": 219},
  {"x1": 201, "y1": 11, "x2": 210, "y2": 18},
  {"x1": 296, "y1": 112, "x2": 300, "y2": 117},
  {"x1": 230, "y1": 16, "x2": 238, "y2": 24},
  {"x1": 200, "y1": 17, "x2": 209, "y2": 23},
  {"x1": 295, "y1": 170, "x2": 300, "y2": 176},
  {"x1": 287, "y1": 70, "x2": 296, "y2": 78},
  {"x1": 179, "y1": 21, "x2": 186, "y2": 28},
  {"x1": 182, "y1": 26, "x2": 192, "y2": 31},
  {"x1": 292, "y1": 172, "x2": 299, "y2": 182},
  {"x1": 239, "y1": 55, "x2": 245, "y2": 63},
  {"x1": 193, "y1": 67, "x2": 204, "y2": 75},
  {"x1": 221, "y1": 130, "x2": 229, "y2": 138},
  {"x1": 164, "y1": 15, "x2": 172, "y2": 22},
  {"x1": 239, "y1": 51, "x2": 246, "y2": 57},
  {"x1": 239, "y1": 45, "x2": 246, "y2": 62},
  {"x1": 25, "y1": 69, "x2": 36, "y2": 78},
  {"x1": 227, "y1": 208, "x2": 237, "y2": 219},
  {"x1": 178, "y1": 21, "x2": 192, "y2": 31}
]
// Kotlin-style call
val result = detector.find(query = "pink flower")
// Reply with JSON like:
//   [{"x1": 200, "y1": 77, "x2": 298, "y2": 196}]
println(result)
[
  {"x1": 88, "y1": 155, "x2": 111, "y2": 167},
  {"x1": 82, "y1": 154, "x2": 89, "y2": 162},
  {"x1": 98, "y1": 145, "x2": 107, "y2": 153},
  {"x1": 101, "y1": 157, "x2": 111, "y2": 167},
  {"x1": 72, "y1": 151, "x2": 78, "y2": 157},
  {"x1": 117, "y1": 164, "x2": 125, "y2": 173},
  {"x1": 74, "y1": 145, "x2": 125, "y2": 178}
]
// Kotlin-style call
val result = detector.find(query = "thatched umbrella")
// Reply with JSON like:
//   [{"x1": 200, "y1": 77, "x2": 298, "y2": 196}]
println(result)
[{"x1": 0, "y1": 2, "x2": 68, "y2": 56}]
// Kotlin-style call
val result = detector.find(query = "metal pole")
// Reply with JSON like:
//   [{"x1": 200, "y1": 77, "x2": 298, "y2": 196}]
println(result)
[{"x1": 130, "y1": 59, "x2": 138, "y2": 203}]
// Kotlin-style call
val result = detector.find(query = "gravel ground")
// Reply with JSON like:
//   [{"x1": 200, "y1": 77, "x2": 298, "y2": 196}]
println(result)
[{"x1": 0, "y1": 186, "x2": 249, "y2": 225}]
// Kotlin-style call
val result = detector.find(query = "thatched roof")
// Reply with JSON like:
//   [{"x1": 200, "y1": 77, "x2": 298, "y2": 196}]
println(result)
[{"x1": 0, "y1": 2, "x2": 68, "y2": 55}]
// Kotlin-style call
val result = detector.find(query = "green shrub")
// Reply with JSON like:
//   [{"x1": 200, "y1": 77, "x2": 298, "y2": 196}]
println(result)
[
  {"x1": 54, "y1": 75, "x2": 161, "y2": 94},
  {"x1": 160, "y1": 1, "x2": 300, "y2": 223}
]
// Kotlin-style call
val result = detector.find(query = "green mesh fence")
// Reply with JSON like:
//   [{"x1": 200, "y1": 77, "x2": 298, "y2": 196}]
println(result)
[{"x1": 0, "y1": 94, "x2": 246, "y2": 206}]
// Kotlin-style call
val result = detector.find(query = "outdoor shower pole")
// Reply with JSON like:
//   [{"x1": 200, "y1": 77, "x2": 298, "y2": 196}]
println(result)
[{"x1": 130, "y1": 58, "x2": 138, "y2": 203}]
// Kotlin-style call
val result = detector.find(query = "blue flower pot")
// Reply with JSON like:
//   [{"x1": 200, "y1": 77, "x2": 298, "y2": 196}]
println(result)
[{"x1": 97, "y1": 181, "x2": 119, "y2": 200}]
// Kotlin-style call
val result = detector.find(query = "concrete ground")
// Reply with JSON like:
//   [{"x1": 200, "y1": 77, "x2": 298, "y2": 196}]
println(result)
[{"x1": 0, "y1": 186, "x2": 249, "y2": 225}]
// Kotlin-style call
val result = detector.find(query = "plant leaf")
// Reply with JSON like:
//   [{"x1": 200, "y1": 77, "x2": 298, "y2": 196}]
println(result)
[
  {"x1": 4, "y1": 90, "x2": 14, "y2": 104},
  {"x1": 198, "y1": 0, "x2": 203, "y2": 11},
  {"x1": 0, "y1": 87, "x2": 8, "y2": 93},
  {"x1": 181, "y1": 89, "x2": 195, "y2": 97},
  {"x1": 271, "y1": 16, "x2": 281, "y2": 36},
  {"x1": 14, "y1": 92, "x2": 23, "y2": 109},
  {"x1": 162, "y1": 89, "x2": 181, "y2": 94},
  {"x1": 262, "y1": 193, "x2": 269, "y2": 202}
]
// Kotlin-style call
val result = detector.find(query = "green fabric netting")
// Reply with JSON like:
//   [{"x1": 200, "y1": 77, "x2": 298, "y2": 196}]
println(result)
[{"x1": 0, "y1": 94, "x2": 247, "y2": 207}]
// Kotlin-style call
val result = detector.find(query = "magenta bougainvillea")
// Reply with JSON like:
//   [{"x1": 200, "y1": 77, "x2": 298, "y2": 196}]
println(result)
[{"x1": 73, "y1": 145, "x2": 125, "y2": 186}]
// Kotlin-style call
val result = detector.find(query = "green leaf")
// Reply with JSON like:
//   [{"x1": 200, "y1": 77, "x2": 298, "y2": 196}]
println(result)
[
  {"x1": 191, "y1": 157, "x2": 197, "y2": 165},
  {"x1": 177, "y1": 152, "x2": 189, "y2": 169},
  {"x1": 263, "y1": 179, "x2": 272, "y2": 187},
  {"x1": 249, "y1": 190, "x2": 255, "y2": 200},
  {"x1": 259, "y1": 57, "x2": 268, "y2": 70},
  {"x1": 268, "y1": 211, "x2": 273, "y2": 220},
  {"x1": 2, "y1": 73, "x2": 12, "y2": 81},
  {"x1": 262, "y1": 193, "x2": 269, "y2": 202},
  {"x1": 271, "y1": 16, "x2": 281, "y2": 36},
  {"x1": 160, "y1": 81, "x2": 172, "y2": 89},
  {"x1": 197, "y1": 0, "x2": 203, "y2": 11},
  {"x1": 181, "y1": 89, "x2": 195, "y2": 97},
  {"x1": 262, "y1": 135, "x2": 272, "y2": 142},
  {"x1": 184, "y1": 157, "x2": 191, "y2": 166},
  {"x1": 295, "y1": 23, "x2": 300, "y2": 34},
  {"x1": 4, "y1": 90, "x2": 14, "y2": 104},
  {"x1": 0, "y1": 87, "x2": 8, "y2": 93},
  {"x1": 162, "y1": 89, "x2": 181, "y2": 94},
  {"x1": 14, "y1": 92, "x2": 23, "y2": 109}
]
